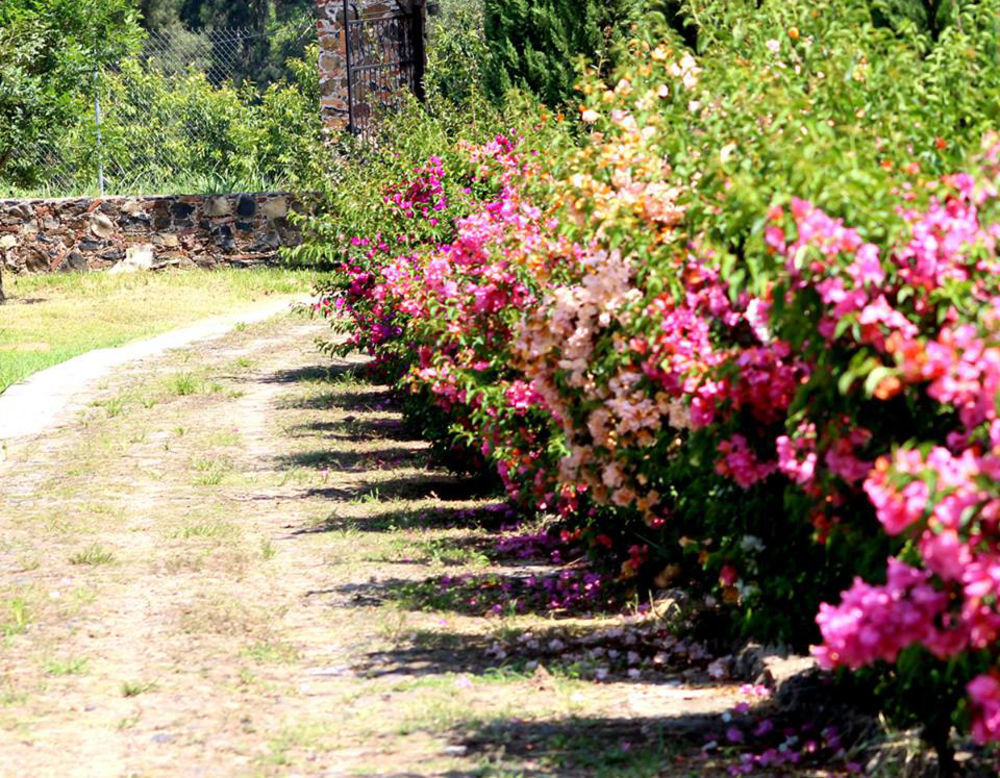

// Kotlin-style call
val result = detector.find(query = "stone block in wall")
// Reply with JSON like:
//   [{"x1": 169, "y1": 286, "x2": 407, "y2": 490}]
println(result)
[
  {"x1": 153, "y1": 233, "x2": 180, "y2": 247},
  {"x1": 91, "y1": 213, "x2": 115, "y2": 239},
  {"x1": 120, "y1": 199, "x2": 147, "y2": 217},
  {"x1": 171, "y1": 200, "x2": 196, "y2": 219},
  {"x1": 205, "y1": 196, "x2": 232, "y2": 217},
  {"x1": 261, "y1": 197, "x2": 288, "y2": 220},
  {"x1": 236, "y1": 195, "x2": 257, "y2": 218},
  {"x1": 58, "y1": 251, "x2": 87, "y2": 273},
  {"x1": 23, "y1": 247, "x2": 50, "y2": 273}
]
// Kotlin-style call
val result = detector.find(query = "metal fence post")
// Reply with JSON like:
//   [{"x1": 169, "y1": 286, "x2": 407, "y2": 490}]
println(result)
[
  {"x1": 93, "y1": 68, "x2": 105, "y2": 198},
  {"x1": 342, "y1": 0, "x2": 355, "y2": 134}
]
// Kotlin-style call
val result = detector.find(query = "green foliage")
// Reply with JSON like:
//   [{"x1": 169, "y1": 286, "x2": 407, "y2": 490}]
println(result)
[
  {"x1": 574, "y1": 0, "x2": 1000, "y2": 283},
  {"x1": 424, "y1": 0, "x2": 491, "y2": 111},
  {"x1": 482, "y1": 0, "x2": 647, "y2": 107},
  {"x1": 0, "y1": 0, "x2": 140, "y2": 187},
  {"x1": 24, "y1": 44, "x2": 324, "y2": 196},
  {"x1": 139, "y1": 0, "x2": 316, "y2": 86}
]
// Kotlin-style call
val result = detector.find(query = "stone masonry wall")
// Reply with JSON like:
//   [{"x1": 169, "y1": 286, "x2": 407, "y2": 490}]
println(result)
[{"x1": 0, "y1": 193, "x2": 300, "y2": 275}]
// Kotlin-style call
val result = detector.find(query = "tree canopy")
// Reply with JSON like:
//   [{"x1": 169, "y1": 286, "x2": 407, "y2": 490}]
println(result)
[{"x1": 0, "y1": 0, "x2": 140, "y2": 186}]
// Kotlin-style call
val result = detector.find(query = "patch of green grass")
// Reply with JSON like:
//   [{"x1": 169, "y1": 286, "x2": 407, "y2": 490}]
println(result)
[
  {"x1": 0, "y1": 691, "x2": 28, "y2": 707},
  {"x1": 121, "y1": 680, "x2": 158, "y2": 697},
  {"x1": 230, "y1": 356, "x2": 256, "y2": 371},
  {"x1": 173, "y1": 521, "x2": 238, "y2": 540},
  {"x1": 1, "y1": 598, "x2": 30, "y2": 638},
  {"x1": 168, "y1": 372, "x2": 202, "y2": 396},
  {"x1": 101, "y1": 396, "x2": 129, "y2": 418},
  {"x1": 241, "y1": 640, "x2": 300, "y2": 664},
  {"x1": 375, "y1": 537, "x2": 490, "y2": 568},
  {"x1": 208, "y1": 429, "x2": 241, "y2": 447},
  {"x1": 45, "y1": 656, "x2": 89, "y2": 676},
  {"x1": 69, "y1": 544, "x2": 115, "y2": 566},
  {"x1": 396, "y1": 694, "x2": 504, "y2": 737},
  {"x1": 191, "y1": 457, "x2": 234, "y2": 486},
  {"x1": 71, "y1": 587, "x2": 97, "y2": 609},
  {"x1": 348, "y1": 487, "x2": 382, "y2": 506},
  {"x1": 0, "y1": 267, "x2": 320, "y2": 392},
  {"x1": 261, "y1": 721, "x2": 335, "y2": 767}
]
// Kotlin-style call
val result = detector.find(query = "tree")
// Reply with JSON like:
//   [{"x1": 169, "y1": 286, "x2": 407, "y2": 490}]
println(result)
[
  {"x1": 136, "y1": 0, "x2": 317, "y2": 88},
  {"x1": 0, "y1": 0, "x2": 140, "y2": 187},
  {"x1": 482, "y1": 0, "x2": 648, "y2": 107},
  {"x1": 137, "y1": 0, "x2": 184, "y2": 30}
]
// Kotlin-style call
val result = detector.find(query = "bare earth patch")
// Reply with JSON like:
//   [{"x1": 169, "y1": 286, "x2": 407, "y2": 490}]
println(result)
[{"x1": 0, "y1": 314, "x2": 753, "y2": 777}]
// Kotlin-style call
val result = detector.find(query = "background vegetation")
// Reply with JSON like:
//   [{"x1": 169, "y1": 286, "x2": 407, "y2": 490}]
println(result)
[{"x1": 0, "y1": 0, "x2": 322, "y2": 196}]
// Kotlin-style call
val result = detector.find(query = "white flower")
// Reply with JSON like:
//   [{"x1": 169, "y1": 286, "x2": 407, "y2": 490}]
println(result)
[{"x1": 739, "y1": 535, "x2": 766, "y2": 553}]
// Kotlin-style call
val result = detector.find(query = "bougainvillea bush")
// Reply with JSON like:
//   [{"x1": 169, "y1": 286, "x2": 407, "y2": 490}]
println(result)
[{"x1": 303, "y1": 0, "x2": 1000, "y2": 754}]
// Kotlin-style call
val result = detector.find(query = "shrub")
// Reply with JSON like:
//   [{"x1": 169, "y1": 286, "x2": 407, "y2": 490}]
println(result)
[{"x1": 304, "y1": 0, "x2": 1000, "y2": 756}]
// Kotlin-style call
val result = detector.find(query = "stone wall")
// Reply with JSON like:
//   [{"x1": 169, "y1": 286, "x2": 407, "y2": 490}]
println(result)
[
  {"x1": 315, "y1": 0, "x2": 426, "y2": 132},
  {"x1": 0, "y1": 193, "x2": 300, "y2": 275}
]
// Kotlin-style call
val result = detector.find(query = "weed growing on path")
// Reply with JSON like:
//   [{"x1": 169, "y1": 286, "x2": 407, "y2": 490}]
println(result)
[
  {"x1": 44, "y1": 656, "x2": 89, "y2": 676},
  {"x1": 68, "y1": 544, "x2": 115, "y2": 566},
  {"x1": 120, "y1": 680, "x2": 157, "y2": 697},
  {"x1": 1, "y1": 598, "x2": 30, "y2": 638}
]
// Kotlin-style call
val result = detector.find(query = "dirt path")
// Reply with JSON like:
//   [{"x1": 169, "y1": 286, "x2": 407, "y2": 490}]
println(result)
[{"x1": 0, "y1": 312, "x2": 748, "y2": 777}]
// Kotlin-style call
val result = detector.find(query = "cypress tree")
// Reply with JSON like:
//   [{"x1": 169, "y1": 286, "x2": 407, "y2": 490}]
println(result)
[{"x1": 483, "y1": 0, "x2": 645, "y2": 106}]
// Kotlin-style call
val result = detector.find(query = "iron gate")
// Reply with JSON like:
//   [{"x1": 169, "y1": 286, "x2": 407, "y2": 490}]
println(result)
[{"x1": 343, "y1": 1, "x2": 426, "y2": 137}]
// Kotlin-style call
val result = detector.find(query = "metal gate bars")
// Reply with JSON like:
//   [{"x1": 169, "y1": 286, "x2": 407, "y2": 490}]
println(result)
[{"x1": 342, "y1": 0, "x2": 426, "y2": 137}]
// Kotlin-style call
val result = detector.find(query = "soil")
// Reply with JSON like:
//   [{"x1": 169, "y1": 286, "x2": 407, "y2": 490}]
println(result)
[{"x1": 0, "y1": 313, "x2": 770, "y2": 777}]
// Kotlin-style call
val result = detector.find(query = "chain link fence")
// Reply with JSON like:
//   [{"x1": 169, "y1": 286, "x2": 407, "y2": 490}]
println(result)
[{"x1": 7, "y1": 22, "x2": 319, "y2": 199}]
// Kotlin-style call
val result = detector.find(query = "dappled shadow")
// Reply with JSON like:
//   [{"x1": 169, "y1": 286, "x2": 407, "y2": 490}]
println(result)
[
  {"x1": 296, "y1": 500, "x2": 517, "y2": 535},
  {"x1": 345, "y1": 615, "x2": 765, "y2": 690},
  {"x1": 446, "y1": 715, "x2": 738, "y2": 777},
  {"x1": 279, "y1": 389, "x2": 394, "y2": 413},
  {"x1": 262, "y1": 364, "x2": 339, "y2": 384},
  {"x1": 273, "y1": 445, "x2": 424, "y2": 472},
  {"x1": 283, "y1": 417, "x2": 417, "y2": 442},
  {"x1": 363, "y1": 472, "x2": 498, "y2": 502},
  {"x1": 319, "y1": 567, "x2": 618, "y2": 621},
  {"x1": 441, "y1": 693, "x2": 898, "y2": 778},
  {"x1": 298, "y1": 472, "x2": 498, "y2": 504},
  {"x1": 353, "y1": 630, "x2": 497, "y2": 679}
]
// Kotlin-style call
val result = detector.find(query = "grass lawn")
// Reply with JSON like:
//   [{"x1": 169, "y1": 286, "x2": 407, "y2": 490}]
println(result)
[{"x1": 0, "y1": 267, "x2": 323, "y2": 392}]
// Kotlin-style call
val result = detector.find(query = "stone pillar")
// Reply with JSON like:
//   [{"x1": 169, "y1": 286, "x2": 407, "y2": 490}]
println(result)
[{"x1": 315, "y1": 0, "x2": 426, "y2": 133}]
